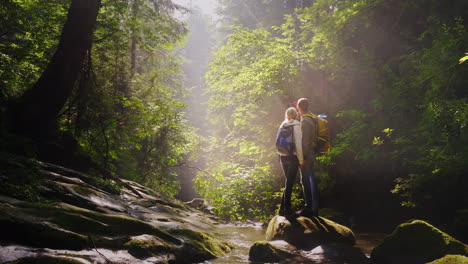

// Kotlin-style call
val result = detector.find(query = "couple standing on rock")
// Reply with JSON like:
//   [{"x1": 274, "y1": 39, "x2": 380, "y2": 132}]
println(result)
[{"x1": 278, "y1": 98, "x2": 320, "y2": 218}]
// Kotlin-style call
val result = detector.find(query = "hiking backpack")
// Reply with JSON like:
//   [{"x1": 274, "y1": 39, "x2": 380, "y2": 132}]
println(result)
[
  {"x1": 275, "y1": 124, "x2": 296, "y2": 156},
  {"x1": 303, "y1": 113, "x2": 330, "y2": 154}
]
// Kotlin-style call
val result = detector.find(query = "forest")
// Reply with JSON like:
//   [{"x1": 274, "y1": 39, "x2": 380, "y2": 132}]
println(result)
[{"x1": 1, "y1": 0, "x2": 467, "y2": 250}]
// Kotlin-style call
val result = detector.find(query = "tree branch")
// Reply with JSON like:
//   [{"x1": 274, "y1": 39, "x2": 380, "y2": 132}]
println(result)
[{"x1": 171, "y1": 163, "x2": 220, "y2": 183}]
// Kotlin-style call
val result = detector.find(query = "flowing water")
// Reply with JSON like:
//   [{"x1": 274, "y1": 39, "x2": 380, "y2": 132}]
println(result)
[
  {"x1": 202, "y1": 223, "x2": 386, "y2": 264},
  {"x1": 204, "y1": 223, "x2": 267, "y2": 264}
]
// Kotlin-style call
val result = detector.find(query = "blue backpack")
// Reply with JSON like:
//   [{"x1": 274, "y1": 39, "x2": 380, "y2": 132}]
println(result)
[{"x1": 275, "y1": 124, "x2": 296, "y2": 156}]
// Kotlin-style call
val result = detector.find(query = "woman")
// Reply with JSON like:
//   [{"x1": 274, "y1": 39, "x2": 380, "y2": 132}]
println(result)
[{"x1": 278, "y1": 107, "x2": 303, "y2": 216}]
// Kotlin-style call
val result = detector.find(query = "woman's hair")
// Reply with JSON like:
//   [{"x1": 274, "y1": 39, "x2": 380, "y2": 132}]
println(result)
[{"x1": 285, "y1": 107, "x2": 299, "y2": 121}]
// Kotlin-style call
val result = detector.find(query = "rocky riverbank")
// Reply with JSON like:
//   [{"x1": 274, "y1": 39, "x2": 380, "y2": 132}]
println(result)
[{"x1": 0, "y1": 154, "x2": 233, "y2": 263}]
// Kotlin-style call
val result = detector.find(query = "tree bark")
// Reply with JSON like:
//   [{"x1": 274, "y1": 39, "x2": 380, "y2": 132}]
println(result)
[{"x1": 9, "y1": 0, "x2": 101, "y2": 138}]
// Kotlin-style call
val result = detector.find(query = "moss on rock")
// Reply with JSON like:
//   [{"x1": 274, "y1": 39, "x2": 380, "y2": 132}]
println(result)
[
  {"x1": 371, "y1": 220, "x2": 468, "y2": 264},
  {"x1": 248, "y1": 241, "x2": 294, "y2": 262},
  {"x1": 124, "y1": 234, "x2": 171, "y2": 258},
  {"x1": 0, "y1": 156, "x2": 232, "y2": 263},
  {"x1": 265, "y1": 215, "x2": 356, "y2": 249},
  {"x1": 425, "y1": 254, "x2": 468, "y2": 264},
  {"x1": 0, "y1": 199, "x2": 182, "y2": 250},
  {"x1": 0, "y1": 207, "x2": 90, "y2": 250},
  {"x1": 169, "y1": 228, "x2": 234, "y2": 264}
]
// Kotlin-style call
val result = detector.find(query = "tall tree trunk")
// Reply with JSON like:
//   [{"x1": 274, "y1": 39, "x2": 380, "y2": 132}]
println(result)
[{"x1": 9, "y1": 0, "x2": 101, "y2": 138}]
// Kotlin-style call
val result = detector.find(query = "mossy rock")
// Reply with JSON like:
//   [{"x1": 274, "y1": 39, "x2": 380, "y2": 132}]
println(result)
[
  {"x1": 0, "y1": 157, "x2": 232, "y2": 263},
  {"x1": 5, "y1": 255, "x2": 83, "y2": 264},
  {"x1": 39, "y1": 180, "x2": 125, "y2": 213},
  {"x1": 265, "y1": 215, "x2": 356, "y2": 249},
  {"x1": 0, "y1": 199, "x2": 181, "y2": 250},
  {"x1": 425, "y1": 254, "x2": 468, "y2": 264},
  {"x1": 0, "y1": 206, "x2": 89, "y2": 250},
  {"x1": 248, "y1": 241, "x2": 296, "y2": 262},
  {"x1": 169, "y1": 228, "x2": 234, "y2": 264},
  {"x1": 371, "y1": 220, "x2": 468, "y2": 264},
  {"x1": 124, "y1": 234, "x2": 171, "y2": 258}
]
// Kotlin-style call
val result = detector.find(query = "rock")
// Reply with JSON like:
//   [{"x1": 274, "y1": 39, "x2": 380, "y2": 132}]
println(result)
[
  {"x1": 4, "y1": 255, "x2": 83, "y2": 264},
  {"x1": 425, "y1": 254, "x2": 468, "y2": 264},
  {"x1": 265, "y1": 215, "x2": 356, "y2": 249},
  {"x1": 248, "y1": 240, "x2": 368, "y2": 264},
  {"x1": 248, "y1": 240, "x2": 308, "y2": 263},
  {"x1": 186, "y1": 198, "x2": 206, "y2": 208},
  {"x1": 169, "y1": 228, "x2": 234, "y2": 264},
  {"x1": 124, "y1": 234, "x2": 171, "y2": 258},
  {"x1": 302, "y1": 243, "x2": 369, "y2": 264},
  {"x1": 255, "y1": 215, "x2": 366, "y2": 263},
  {"x1": 185, "y1": 198, "x2": 215, "y2": 215},
  {"x1": 371, "y1": 219, "x2": 468, "y2": 264},
  {"x1": 0, "y1": 156, "x2": 233, "y2": 263}
]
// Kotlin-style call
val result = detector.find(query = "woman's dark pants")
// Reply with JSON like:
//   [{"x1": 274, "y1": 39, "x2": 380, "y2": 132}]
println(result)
[{"x1": 279, "y1": 155, "x2": 299, "y2": 213}]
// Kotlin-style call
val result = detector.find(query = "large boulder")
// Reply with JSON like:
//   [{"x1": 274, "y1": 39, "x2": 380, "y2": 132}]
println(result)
[
  {"x1": 266, "y1": 215, "x2": 356, "y2": 249},
  {"x1": 252, "y1": 215, "x2": 367, "y2": 263},
  {"x1": 371, "y1": 220, "x2": 468, "y2": 264}
]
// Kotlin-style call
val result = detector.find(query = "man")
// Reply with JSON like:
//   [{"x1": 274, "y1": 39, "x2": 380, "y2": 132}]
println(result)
[{"x1": 296, "y1": 98, "x2": 319, "y2": 217}]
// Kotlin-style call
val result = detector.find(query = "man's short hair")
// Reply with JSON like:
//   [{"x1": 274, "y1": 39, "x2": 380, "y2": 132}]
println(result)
[{"x1": 297, "y1": 98, "x2": 309, "y2": 112}]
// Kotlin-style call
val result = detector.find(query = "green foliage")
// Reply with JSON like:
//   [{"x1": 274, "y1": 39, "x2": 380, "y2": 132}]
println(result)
[
  {"x1": 50, "y1": 0, "x2": 194, "y2": 196},
  {"x1": 216, "y1": 0, "x2": 315, "y2": 30},
  {"x1": 204, "y1": 0, "x2": 468, "y2": 221},
  {"x1": 195, "y1": 163, "x2": 281, "y2": 221},
  {"x1": 0, "y1": 0, "x2": 70, "y2": 101},
  {"x1": 1, "y1": 0, "x2": 195, "y2": 197}
]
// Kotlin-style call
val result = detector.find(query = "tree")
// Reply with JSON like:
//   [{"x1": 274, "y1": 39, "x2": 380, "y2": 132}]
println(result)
[
  {"x1": 8, "y1": 0, "x2": 101, "y2": 139},
  {"x1": 1, "y1": 0, "x2": 194, "y2": 196}
]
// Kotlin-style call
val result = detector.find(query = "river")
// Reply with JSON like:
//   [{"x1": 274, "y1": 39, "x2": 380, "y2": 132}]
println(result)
[{"x1": 203, "y1": 223, "x2": 386, "y2": 264}]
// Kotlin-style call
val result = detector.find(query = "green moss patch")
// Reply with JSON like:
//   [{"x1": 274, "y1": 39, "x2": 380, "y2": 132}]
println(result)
[
  {"x1": 248, "y1": 241, "x2": 293, "y2": 262},
  {"x1": 371, "y1": 220, "x2": 468, "y2": 264},
  {"x1": 169, "y1": 228, "x2": 233, "y2": 263},
  {"x1": 0, "y1": 200, "x2": 181, "y2": 250},
  {"x1": 426, "y1": 254, "x2": 468, "y2": 264},
  {"x1": 266, "y1": 215, "x2": 356, "y2": 249},
  {"x1": 124, "y1": 234, "x2": 171, "y2": 258},
  {"x1": 0, "y1": 156, "x2": 232, "y2": 263},
  {"x1": 0, "y1": 208, "x2": 89, "y2": 250}
]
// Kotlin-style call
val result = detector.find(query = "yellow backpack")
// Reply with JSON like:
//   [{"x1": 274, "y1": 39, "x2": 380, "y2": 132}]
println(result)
[{"x1": 303, "y1": 113, "x2": 330, "y2": 154}]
